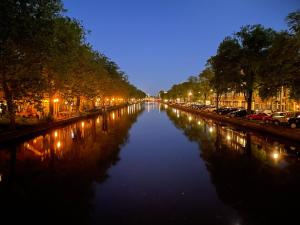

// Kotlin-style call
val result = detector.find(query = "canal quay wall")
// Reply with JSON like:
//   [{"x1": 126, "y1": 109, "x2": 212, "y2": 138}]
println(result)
[
  {"x1": 168, "y1": 104, "x2": 300, "y2": 143},
  {"x1": 0, "y1": 104, "x2": 129, "y2": 145}
]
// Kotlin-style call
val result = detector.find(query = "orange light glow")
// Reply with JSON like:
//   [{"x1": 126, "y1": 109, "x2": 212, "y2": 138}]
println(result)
[{"x1": 273, "y1": 152, "x2": 279, "y2": 160}]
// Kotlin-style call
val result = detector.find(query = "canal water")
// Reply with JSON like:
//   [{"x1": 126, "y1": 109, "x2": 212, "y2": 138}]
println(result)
[{"x1": 1, "y1": 103, "x2": 300, "y2": 225}]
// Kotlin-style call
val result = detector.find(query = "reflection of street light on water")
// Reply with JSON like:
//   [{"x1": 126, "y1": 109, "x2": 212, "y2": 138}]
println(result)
[{"x1": 188, "y1": 91, "x2": 193, "y2": 102}]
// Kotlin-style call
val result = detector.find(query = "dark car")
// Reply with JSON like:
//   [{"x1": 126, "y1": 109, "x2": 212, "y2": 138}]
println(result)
[
  {"x1": 288, "y1": 112, "x2": 300, "y2": 128},
  {"x1": 217, "y1": 107, "x2": 238, "y2": 115},
  {"x1": 230, "y1": 109, "x2": 253, "y2": 118}
]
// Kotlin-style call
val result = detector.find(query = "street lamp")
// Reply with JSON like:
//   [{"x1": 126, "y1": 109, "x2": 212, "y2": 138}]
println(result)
[{"x1": 53, "y1": 98, "x2": 59, "y2": 117}]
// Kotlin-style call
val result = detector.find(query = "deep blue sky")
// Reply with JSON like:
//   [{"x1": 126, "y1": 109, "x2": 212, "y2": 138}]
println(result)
[{"x1": 63, "y1": 0, "x2": 299, "y2": 95}]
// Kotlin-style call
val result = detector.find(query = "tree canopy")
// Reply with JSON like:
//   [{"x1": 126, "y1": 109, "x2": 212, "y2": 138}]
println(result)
[{"x1": 0, "y1": 0, "x2": 145, "y2": 128}]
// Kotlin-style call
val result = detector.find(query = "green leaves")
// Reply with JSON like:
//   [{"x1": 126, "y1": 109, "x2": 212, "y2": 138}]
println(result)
[
  {"x1": 0, "y1": 0, "x2": 145, "y2": 127},
  {"x1": 164, "y1": 10, "x2": 300, "y2": 108}
]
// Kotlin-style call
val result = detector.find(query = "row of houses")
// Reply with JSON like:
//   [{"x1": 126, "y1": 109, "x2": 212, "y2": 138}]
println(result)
[
  {"x1": 216, "y1": 88, "x2": 300, "y2": 112},
  {"x1": 0, "y1": 91, "x2": 128, "y2": 119}
]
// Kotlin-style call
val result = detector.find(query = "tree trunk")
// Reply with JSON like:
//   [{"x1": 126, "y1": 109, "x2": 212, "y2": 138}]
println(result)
[
  {"x1": 246, "y1": 89, "x2": 253, "y2": 114},
  {"x1": 216, "y1": 93, "x2": 220, "y2": 109},
  {"x1": 3, "y1": 81, "x2": 16, "y2": 129},
  {"x1": 49, "y1": 92, "x2": 54, "y2": 117}
]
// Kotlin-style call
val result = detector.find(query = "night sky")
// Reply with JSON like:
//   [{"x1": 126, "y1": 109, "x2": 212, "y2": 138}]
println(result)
[{"x1": 63, "y1": 0, "x2": 299, "y2": 95}]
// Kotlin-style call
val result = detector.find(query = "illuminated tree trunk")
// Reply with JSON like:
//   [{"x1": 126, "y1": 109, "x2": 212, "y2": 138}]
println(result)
[
  {"x1": 49, "y1": 92, "x2": 54, "y2": 117},
  {"x1": 216, "y1": 92, "x2": 221, "y2": 109},
  {"x1": 246, "y1": 89, "x2": 253, "y2": 114}
]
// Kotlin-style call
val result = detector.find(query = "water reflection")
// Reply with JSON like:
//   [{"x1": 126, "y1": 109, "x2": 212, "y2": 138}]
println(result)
[
  {"x1": 0, "y1": 103, "x2": 144, "y2": 225},
  {"x1": 165, "y1": 106, "x2": 300, "y2": 225}
]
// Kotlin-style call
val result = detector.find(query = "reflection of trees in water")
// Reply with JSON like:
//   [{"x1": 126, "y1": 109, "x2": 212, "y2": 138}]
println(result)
[
  {"x1": 166, "y1": 108, "x2": 300, "y2": 225},
  {"x1": 0, "y1": 105, "x2": 144, "y2": 225}
]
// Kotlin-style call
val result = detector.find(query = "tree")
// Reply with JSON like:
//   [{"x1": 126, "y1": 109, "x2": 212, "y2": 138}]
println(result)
[
  {"x1": 284, "y1": 10, "x2": 300, "y2": 100},
  {"x1": 207, "y1": 60, "x2": 228, "y2": 109},
  {"x1": 198, "y1": 68, "x2": 214, "y2": 104},
  {"x1": 0, "y1": 0, "x2": 63, "y2": 128},
  {"x1": 286, "y1": 10, "x2": 300, "y2": 34},
  {"x1": 235, "y1": 25, "x2": 276, "y2": 113},
  {"x1": 208, "y1": 37, "x2": 242, "y2": 109},
  {"x1": 210, "y1": 26, "x2": 276, "y2": 112},
  {"x1": 258, "y1": 11, "x2": 300, "y2": 101}
]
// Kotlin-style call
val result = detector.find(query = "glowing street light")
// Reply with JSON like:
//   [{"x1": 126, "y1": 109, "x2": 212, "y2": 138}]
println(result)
[{"x1": 273, "y1": 152, "x2": 279, "y2": 160}]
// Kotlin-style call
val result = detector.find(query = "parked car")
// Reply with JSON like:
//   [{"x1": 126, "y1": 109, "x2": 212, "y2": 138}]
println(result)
[
  {"x1": 263, "y1": 112, "x2": 294, "y2": 125},
  {"x1": 287, "y1": 112, "x2": 300, "y2": 128},
  {"x1": 246, "y1": 113, "x2": 268, "y2": 120},
  {"x1": 262, "y1": 109, "x2": 273, "y2": 116},
  {"x1": 218, "y1": 107, "x2": 239, "y2": 115},
  {"x1": 230, "y1": 109, "x2": 254, "y2": 117},
  {"x1": 205, "y1": 106, "x2": 217, "y2": 112},
  {"x1": 229, "y1": 109, "x2": 246, "y2": 117}
]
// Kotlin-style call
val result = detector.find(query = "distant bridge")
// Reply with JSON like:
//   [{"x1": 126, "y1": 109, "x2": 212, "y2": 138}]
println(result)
[{"x1": 144, "y1": 97, "x2": 159, "y2": 102}]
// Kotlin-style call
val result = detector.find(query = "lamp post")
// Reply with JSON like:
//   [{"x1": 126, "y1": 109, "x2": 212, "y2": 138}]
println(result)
[{"x1": 53, "y1": 98, "x2": 59, "y2": 118}]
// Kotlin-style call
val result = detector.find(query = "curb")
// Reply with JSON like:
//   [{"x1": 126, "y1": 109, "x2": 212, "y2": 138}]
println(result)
[
  {"x1": 0, "y1": 104, "x2": 127, "y2": 146},
  {"x1": 169, "y1": 104, "x2": 300, "y2": 143}
]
